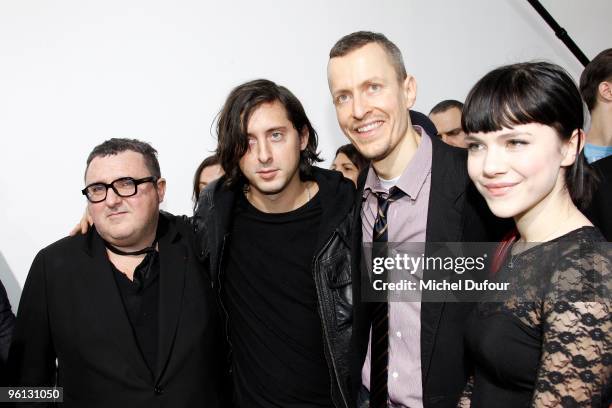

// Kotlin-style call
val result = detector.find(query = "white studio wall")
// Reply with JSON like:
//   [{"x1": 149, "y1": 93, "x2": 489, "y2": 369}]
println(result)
[{"x1": 1, "y1": 0, "x2": 610, "y2": 308}]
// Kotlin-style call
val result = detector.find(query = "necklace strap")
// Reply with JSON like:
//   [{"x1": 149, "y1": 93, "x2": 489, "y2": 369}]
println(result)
[{"x1": 104, "y1": 240, "x2": 157, "y2": 256}]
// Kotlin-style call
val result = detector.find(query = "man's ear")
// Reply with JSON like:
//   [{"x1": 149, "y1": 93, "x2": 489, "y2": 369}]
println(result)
[
  {"x1": 598, "y1": 81, "x2": 612, "y2": 103},
  {"x1": 156, "y1": 178, "x2": 167, "y2": 203},
  {"x1": 561, "y1": 129, "x2": 584, "y2": 167},
  {"x1": 402, "y1": 74, "x2": 417, "y2": 110},
  {"x1": 299, "y1": 126, "x2": 310, "y2": 151}
]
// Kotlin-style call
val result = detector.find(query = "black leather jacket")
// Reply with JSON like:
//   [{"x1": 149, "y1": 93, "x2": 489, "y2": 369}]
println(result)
[{"x1": 193, "y1": 167, "x2": 356, "y2": 408}]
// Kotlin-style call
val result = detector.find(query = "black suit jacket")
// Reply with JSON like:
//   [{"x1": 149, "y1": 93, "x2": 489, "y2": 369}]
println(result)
[
  {"x1": 586, "y1": 155, "x2": 612, "y2": 241},
  {"x1": 350, "y1": 135, "x2": 508, "y2": 408},
  {"x1": 8, "y1": 213, "x2": 224, "y2": 407},
  {"x1": 0, "y1": 279, "x2": 15, "y2": 382},
  {"x1": 409, "y1": 109, "x2": 438, "y2": 138}
]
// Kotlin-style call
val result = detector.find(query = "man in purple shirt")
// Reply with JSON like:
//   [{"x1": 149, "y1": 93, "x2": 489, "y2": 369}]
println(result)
[{"x1": 327, "y1": 31, "x2": 507, "y2": 408}]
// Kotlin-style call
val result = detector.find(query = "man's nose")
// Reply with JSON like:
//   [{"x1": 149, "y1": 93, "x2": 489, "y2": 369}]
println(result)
[
  {"x1": 352, "y1": 93, "x2": 371, "y2": 120},
  {"x1": 104, "y1": 187, "x2": 123, "y2": 207},
  {"x1": 257, "y1": 140, "x2": 272, "y2": 164}
]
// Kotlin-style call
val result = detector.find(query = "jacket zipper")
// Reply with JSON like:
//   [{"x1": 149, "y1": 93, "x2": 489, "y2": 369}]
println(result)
[
  {"x1": 217, "y1": 233, "x2": 233, "y2": 372},
  {"x1": 313, "y1": 230, "x2": 349, "y2": 408}
]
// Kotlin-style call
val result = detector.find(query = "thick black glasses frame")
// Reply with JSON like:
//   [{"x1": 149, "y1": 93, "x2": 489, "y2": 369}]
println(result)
[{"x1": 81, "y1": 176, "x2": 158, "y2": 203}]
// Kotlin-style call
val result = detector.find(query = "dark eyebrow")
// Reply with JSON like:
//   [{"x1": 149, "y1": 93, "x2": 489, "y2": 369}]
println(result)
[
  {"x1": 495, "y1": 131, "x2": 534, "y2": 140},
  {"x1": 499, "y1": 131, "x2": 532, "y2": 138},
  {"x1": 267, "y1": 126, "x2": 288, "y2": 133},
  {"x1": 464, "y1": 134, "x2": 482, "y2": 143},
  {"x1": 464, "y1": 130, "x2": 533, "y2": 143},
  {"x1": 246, "y1": 126, "x2": 288, "y2": 137}
]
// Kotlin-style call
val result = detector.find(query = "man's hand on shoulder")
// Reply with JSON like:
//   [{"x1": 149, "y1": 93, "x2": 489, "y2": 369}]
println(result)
[{"x1": 69, "y1": 209, "x2": 92, "y2": 236}]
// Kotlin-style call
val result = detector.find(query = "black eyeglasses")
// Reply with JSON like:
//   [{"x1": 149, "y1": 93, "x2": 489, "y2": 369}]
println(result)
[{"x1": 82, "y1": 176, "x2": 158, "y2": 203}]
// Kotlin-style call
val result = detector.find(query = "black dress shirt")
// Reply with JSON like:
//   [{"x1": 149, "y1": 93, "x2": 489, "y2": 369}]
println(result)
[{"x1": 111, "y1": 252, "x2": 160, "y2": 375}]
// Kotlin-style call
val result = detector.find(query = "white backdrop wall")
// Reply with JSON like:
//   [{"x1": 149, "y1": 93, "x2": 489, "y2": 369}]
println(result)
[{"x1": 1, "y1": 0, "x2": 610, "y2": 309}]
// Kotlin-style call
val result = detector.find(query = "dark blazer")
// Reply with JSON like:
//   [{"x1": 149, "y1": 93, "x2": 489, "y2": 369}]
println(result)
[
  {"x1": 586, "y1": 155, "x2": 612, "y2": 241},
  {"x1": 8, "y1": 213, "x2": 224, "y2": 408},
  {"x1": 0, "y1": 279, "x2": 15, "y2": 382},
  {"x1": 350, "y1": 135, "x2": 508, "y2": 408},
  {"x1": 409, "y1": 109, "x2": 438, "y2": 138}
]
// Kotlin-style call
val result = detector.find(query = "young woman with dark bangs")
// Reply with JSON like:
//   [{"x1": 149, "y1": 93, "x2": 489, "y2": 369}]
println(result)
[{"x1": 459, "y1": 62, "x2": 611, "y2": 407}]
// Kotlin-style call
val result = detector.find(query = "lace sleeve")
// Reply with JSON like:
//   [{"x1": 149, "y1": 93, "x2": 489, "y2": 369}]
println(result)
[
  {"x1": 457, "y1": 375, "x2": 473, "y2": 408},
  {"x1": 530, "y1": 245, "x2": 611, "y2": 407}
]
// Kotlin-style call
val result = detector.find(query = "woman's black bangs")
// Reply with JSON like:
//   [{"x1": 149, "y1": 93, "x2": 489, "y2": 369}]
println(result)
[{"x1": 463, "y1": 69, "x2": 543, "y2": 134}]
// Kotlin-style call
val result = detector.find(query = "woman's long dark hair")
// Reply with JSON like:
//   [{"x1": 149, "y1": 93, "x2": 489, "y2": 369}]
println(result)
[
  {"x1": 462, "y1": 61, "x2": 598, "y2": 209},
  {"x1": 215, "y1": 79, "x2": 322, "y2": 188}
]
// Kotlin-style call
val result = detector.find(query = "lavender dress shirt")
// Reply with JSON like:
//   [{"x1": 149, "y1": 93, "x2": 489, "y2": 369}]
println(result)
[{"x1": 361, "y1": 127, "x2": 432, "y2": 408}]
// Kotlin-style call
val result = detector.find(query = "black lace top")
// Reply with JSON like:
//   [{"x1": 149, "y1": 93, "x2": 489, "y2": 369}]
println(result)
[{"x1": 464, "y1": 227, "x2": 611, "y2": 407}]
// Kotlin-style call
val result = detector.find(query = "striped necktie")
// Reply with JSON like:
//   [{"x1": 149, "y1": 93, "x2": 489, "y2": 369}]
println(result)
[{"x1": 370, "y1": 186, "x2": 405, "y2": 408}]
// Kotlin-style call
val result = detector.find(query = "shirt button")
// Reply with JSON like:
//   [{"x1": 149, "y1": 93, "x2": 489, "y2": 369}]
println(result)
[
  {"x1": 392, "y1": 372, "x2": 399, "y2": 379},
  {"x1": 154, "y1": 386, "x2": 163, "y2": 395},
  {"x1": 396, "y1": 331, "x2": 402, "y2": 338}
]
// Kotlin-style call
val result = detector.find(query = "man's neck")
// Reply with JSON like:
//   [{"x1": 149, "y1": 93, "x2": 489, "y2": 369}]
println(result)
[
  {"x1": 102, "y1": 219, "x2": 158, "y2": 254},
  {"x1": 106, "y1": 251, "x2": 144, "y2": 281},
  {"x1": 98, "y1": 215, "x2": 159, "y2": 281},
  {"x1": 372, "y1": 126, "x2": 421, "y2": 180},
  {"x1": 587, "y1": 107, "x2": 612, "y2": 146},
  {"x1": 247, "y1": 175, "x2": 319, "y2": 214}
]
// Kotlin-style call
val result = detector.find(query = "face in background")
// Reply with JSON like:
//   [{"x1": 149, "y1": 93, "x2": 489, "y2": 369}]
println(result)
[
  {"x1": 85, "y1": 150, "x2": 165, "y2": 247},
  {"x1": 465, "y1": 123, "x2": 577, "y2": 220},
  {"x1": 331, "y1": 152, "x2": 359, "y2": 185},
  {"x1": 239, "y1": 100, "x2": 308, "y2": 197},
  {"x1": 198, "y1": 164, "x2": 224, "y2": 191},
  {"x1": 328, "y1": 42, "x2": 416, "y2": 162},
  {"x1": 429, "y1": 107, "x2": 467, "y2": 148}
]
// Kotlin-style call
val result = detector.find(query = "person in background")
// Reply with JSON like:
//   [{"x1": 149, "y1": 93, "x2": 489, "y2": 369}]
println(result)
[
  {"x1": 410, "y1": 109, "x2": 438, "y2": 138},
  {"x1": 579, "y1": 50, "x2": 612, "y2": 239},
  {"x1": 585, "y1": 154, "x2": 612, "y2": 241},
  {"x1": 0, "y1": 279, "x2": 15, "y2": 382},
  {"x1": 331, "y1": 143, "x2": 369, "y2": 185},
  {"x1": 192, "y1": 154, "x2": 224, "y2": 208},
  {"x1": 461, "y1": 61, "x2": 610, "y2": 407},
  {"x1": 579, "y1": 48, "x2": 612, "y2": 163},
  {"x1": 429, "y1": 99, "x2": 467, "y2": 148}
]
